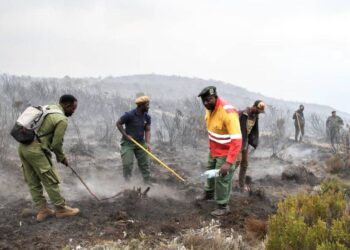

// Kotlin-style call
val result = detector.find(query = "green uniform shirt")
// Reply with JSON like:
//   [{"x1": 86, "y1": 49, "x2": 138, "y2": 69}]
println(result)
[
  {"x1": 326, "y1": 116, "x2": 344, "y2": 130},
  {"x1": 37, "y1": 104, "x2": 68, "y2": 163}
]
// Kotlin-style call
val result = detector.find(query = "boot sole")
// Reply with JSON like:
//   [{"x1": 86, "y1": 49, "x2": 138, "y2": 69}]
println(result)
[
  {"x1": 36, "y1": 212, "x2": 55, "y2": 222},
  {"x1": 211, "y1": 212, "x2": 230, "y2": 216},
  {"x1": 210, "y1": 209, "x2": 230, "y2": 216},
  {"x1": 56, "y1": 211, "x2": 80, "y2": 219}
]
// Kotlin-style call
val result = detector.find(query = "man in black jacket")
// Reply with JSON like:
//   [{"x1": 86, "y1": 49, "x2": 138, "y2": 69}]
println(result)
[{"x1": 236, "y1": 100, "x2": 265, "y2": 192}]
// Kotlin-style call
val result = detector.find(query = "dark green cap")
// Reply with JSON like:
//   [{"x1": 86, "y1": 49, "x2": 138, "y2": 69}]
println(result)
[{"x1": 198, "y1": 86, "x2": 217, "y2": 97}]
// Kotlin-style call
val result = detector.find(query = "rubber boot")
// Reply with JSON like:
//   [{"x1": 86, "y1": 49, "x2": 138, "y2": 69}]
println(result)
[
  {"x1": 36, "y1": 205, "x2": 55, "y2": 222},
  {"x1": 143, "y1": 176, "x2": 155, "y2": 186},
  {"x1": 55, "y1": 205, "x2": 80, "y2": 218},
  {"x1": 195, "y1": 191, "x2": 214, "y2": 201}
]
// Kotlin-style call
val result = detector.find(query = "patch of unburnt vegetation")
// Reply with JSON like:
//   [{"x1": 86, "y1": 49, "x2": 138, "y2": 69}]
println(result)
[{"x1": 266, "y1": 179, "x2": 350, "y2": 250}]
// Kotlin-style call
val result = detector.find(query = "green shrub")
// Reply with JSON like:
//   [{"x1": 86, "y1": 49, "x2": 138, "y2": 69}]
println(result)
[
  {"x1": 320, "y1": 178, "x2": 348, "y2": 194},
  {"x1": 316, "y1": 241, "x2": 348, "y2": 250},
  {"x1": 266, "y1": 179, "x2": 350, "y2": 250}
]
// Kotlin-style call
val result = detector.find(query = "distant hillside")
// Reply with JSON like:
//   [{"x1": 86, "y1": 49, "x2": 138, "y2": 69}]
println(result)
[
  {"x1": 1, "y1": 73, "x2": 349, "y2": 124},
  {"x1": 95, "y1": 74, "x2": 350, "y2": 122}
]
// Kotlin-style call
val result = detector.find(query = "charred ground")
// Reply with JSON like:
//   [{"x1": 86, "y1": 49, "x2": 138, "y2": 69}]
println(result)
[
  {"x1": 0, "y1": 182, "x2": 275, "y2": 249},
  {"x1": 1, "y1": 75, "x2": 349, "y2": 249}
]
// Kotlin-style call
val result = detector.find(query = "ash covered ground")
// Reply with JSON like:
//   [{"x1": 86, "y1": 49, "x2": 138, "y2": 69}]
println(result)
[
  {"x1": 0, "y1": 138, "x2": 336, "y2": 249},
  {"x1": 0, "y1": 75, "x2": 349, "y2": 249}
]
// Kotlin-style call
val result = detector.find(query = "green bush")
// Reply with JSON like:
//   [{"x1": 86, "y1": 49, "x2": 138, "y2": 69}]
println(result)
[
  {"x1": 316, "y1": 241, "x2": 348, "y2": 250},
  {"x1": 266, "y1": 179, "x2": 350, "y2": 250}
]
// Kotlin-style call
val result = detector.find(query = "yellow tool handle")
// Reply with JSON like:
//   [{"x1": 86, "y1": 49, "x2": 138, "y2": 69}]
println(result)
[{"x1": 130, "y1": 138, "x2": 185, "y2": 182}]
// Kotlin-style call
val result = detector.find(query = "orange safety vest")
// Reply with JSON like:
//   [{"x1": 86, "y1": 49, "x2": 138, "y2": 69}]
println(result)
[{"x1": 205, "y1": 97, "x2": 242, "y2": 164}]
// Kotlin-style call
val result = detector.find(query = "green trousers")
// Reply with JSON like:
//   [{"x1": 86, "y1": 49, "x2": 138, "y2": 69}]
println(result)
[
  {"x1": 120, "y1": 140, "x2": 150, "y2": 181},
  {"x1": 204, "y1": 154, "x2": 236, "y2": 205},
  {"x1": 18, "y1": 142, "x2": 65, "y2": 208}
]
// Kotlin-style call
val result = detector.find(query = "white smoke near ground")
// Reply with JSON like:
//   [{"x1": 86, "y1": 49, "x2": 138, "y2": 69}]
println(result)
[
  {"x1": 0, "y1": 74, "x2": 347, "y2": 207},
  {"x1": 65, "y1": 175, "x2": 186, "y2": 202},
  {"x1": 246, "y1": 142, "x2": 330, "y2": 181},
  {"x1": 59, "y1": 152, "x2": 188, "y2": 202}
]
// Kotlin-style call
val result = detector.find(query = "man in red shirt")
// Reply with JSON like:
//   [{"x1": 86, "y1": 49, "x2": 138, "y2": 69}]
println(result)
[{"x1": 197, "y1": 86, "x2": 242, "y2": 216}]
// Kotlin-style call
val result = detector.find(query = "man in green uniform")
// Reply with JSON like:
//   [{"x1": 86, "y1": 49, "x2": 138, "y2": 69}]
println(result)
[
  {"x1": 116, "y1": 96, "x2": 151, "y2": 183},
  {"x1": 18, "y1": 95, "x2": 80, "y2": 222},
  {"x1": 293, "y1": 105, "x2": 305, "y2": 142},
  {"x1": 326, "y1": 111, "x2": 344, "y2": 150}
]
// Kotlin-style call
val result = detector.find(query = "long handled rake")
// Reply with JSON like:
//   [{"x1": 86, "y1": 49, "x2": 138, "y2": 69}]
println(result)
[{"x1": 130, "y1": 138, "x2": 185, "y2": 182}]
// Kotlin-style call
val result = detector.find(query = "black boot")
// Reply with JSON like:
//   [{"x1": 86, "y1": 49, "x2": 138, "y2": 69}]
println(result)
[{"x1": 195, "y1": 191, "x2": 214, "y2": 201}]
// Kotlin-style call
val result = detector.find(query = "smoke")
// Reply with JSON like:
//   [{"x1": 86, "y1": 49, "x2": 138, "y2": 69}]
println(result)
[
  {"x1": 1, "y1": 74, "x2": 342, "y2": 208},
  {"x1": 246, "y1": 143, "x2": 325, "y2": 181},
  {"x1": 59, "y1": 161, "x2": 186, "y2": 202}
]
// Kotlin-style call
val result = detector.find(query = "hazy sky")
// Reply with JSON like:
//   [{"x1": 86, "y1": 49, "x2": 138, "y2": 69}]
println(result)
[{"x1": 0, "y1": 0, "x2": 349, "y2": 111}]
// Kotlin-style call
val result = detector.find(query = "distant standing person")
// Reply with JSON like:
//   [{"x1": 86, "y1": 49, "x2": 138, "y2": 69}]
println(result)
[
  {"x1": 346, "y1": 124, "x2": 350, "y2": 154},
  {"x1": 197, "y1": 86, "x2": 242, "y2": 216},
  {"x1": 326, "y1": 111, "x2": 344, "y2": 149},
  {"x1": 116, "y1": 96, "x2": 151, "y2": 183},
  {"x1": 236, "y1": 100, "x2": 265, "y2": 192},
  {"x1": 18, "y1": 95, "x2": 80, "y2": 222},
  {"x1": 293, "y1": 104, "x2": 305, "y2": 142}
]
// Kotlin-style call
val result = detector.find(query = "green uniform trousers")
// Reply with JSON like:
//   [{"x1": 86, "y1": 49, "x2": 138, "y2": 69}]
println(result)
[
  {"x1": 204, "y1": 154, "x2": 236, "y2": 205},
  {"x1": 120, "y1": 140, "x2": 150, "y2": 181},
  {"x1": 18, "y1": 142, "x2": 65, "y2": 207}
]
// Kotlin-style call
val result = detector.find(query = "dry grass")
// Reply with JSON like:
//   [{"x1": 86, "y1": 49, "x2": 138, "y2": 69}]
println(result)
[
  {"x1": 325, "y1": 154, "x2": 346, "y2": 173},
  {"x1": 180, "y1": 220, "x2": 245, "y2": 250},
  {"x1": 84, "y1": 220, "x2": 265, "y2": 250},
  {"x1": 245, "y1": 217, "x2": 268, "y2": 241}
]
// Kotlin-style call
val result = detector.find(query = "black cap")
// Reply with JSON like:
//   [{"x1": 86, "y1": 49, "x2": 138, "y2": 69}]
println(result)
[{"x1": 198, "y1": 86, "x2": 217, "y2": 97}]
